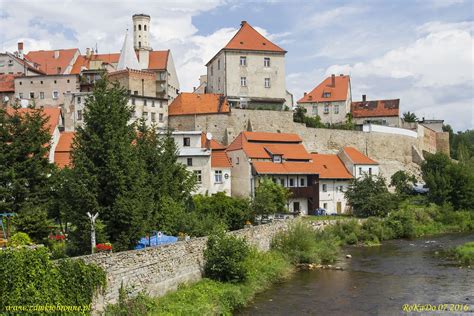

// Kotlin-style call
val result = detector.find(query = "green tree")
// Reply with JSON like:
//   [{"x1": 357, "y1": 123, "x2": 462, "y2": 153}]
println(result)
[
  {"x1": 62, "y1": 79, "x2": 152, "y2": 253},
  {"x1": 390, "y1": 170, "x2": 416, "y2": 196},
  {"x1": 0, "y1": 105, "x2": 55, "y2": 242},
  {"x1": 253, "y1": 177, "x2": 291, "y2": 220},
  {"x1": 345, "y1": 175, "x2": 398, "y2": 217},
  {"x1": 293, "y1": 106, "x2": 306, "y2": 123},
  {"x1": 402, "y1": 111, "x2": 418, "y2": 123}
]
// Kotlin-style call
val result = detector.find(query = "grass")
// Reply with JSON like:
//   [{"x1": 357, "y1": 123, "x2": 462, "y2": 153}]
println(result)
[
  {"x1": 106, "y1": 249, "x2": 293, "y2": 315},
  {"x1": 454, "y1": 242, "x2": 474, "y2": 266},
  {"x1": 302, "y1": 215, "x2": 352, "y2": 222}
]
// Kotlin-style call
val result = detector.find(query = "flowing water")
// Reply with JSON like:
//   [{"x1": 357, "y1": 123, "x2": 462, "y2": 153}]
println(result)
[{"x1": 238, "y1": 233, "x2": 474, "y2": 316}]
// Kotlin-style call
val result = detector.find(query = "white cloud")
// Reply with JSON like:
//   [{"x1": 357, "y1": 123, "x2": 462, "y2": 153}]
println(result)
[{"x1": 302, "y1": 6, "x2": 367, "y2": 29}]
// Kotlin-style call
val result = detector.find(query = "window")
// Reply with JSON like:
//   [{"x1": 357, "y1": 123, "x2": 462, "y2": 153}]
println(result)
[
  {"x1": 322, "y1": 184, "x2": 327, "y2": 192},
  {"x1": 30, "y1": 81, "x2": 33, "y2": 84},
  {"x1": 359, "y1": 167, "x2": 362, "y2": 175},
  {"x1": 144, "y1": 99, "x2": 147, "y2": 106},
  {"x1": 134, "y1": 91, "x2": 138, "y2": 95},
  {"x1": 138, "y1": 24, "x2": 141, "y2": 31},
  {"x1": 215, "y1": 170, "x2": 223, "y2": 183},
  {"x1": 324, "y1": 104, "x2": 329, "y2": 114},
  {"x1": 210, "y1": 65, "x2": 213, "y2": 76},
  {"x1": 19, "y1": 92, "x2": 23, "y2": 99},
  {"x1": 273, "y1": 155, "x2": 282, "y2": 163},
  {"x1": 236, "y1": 157, "x2": 240, "y2": 165},
  {"x1": 159, "y1": 113, "x2": 164, "y2": 122},
  {"x1": 280, "y1": 178, "x2": 285, "y2": 186},
  {"x1": 323, "y1": 203, "x2": 328, "y2": 209},
  {"x1": 334, "y1": 104, "x2": 339, "y2": 114},
  {"x1": 131, "y1": 98, "x2": 135, "y2": 105},
  {"x1": 0, "y1": 61, "x2": 4, "y2": 67},
  {"x1": 54, "y1": 80, "x2": 57, "y2": 84},
  {"x1": 77, "y1": 110, "x2": 83, "y2": 121},
  {"x1": 57, "y1": 67, "x2": 62, "y2": 74},
  {"x1": 52, "y1": 91, "x2": 59, "y2": 99},
  {"x1": 144, "y1": 25, "x2": 147, "y2": 31},
  {"x1": 151, "y1": 112, "x2": 156, "y2": 122},
  {"x1": 217, "y1": 59, "x2": 220, "y2": 70},
  {"x1": 19, "y1": 81, "x2": 22, "y2": 85},
  {"x1": 300, "y1": 177, "x2": 306, "y2": 187},
  {"x1": 293, "y1": 202, "x2": 300, "y2": 212},
  {"x1": 143, "y1": 112, "x2": 148, "y2": 119},
  {"x1": 29, "y1": 92, "x2": 34, "y2": 99},
  {"x1": 67, "y1": 79, "x2": 70, "y2": 83},
  {"x1": 264, "y1": 57, "x2": 270, "y2": 67},
  {"x1": 183, "y1": 137, "x2": 191, "y2": 147},
  {"x1": 187, "y1": 158, "x2": 193, "y2": 166},
  {"x1": 194, "y1": 170, "x2": 202, "y2": 183},
  {"x1": 77, "y1": 96, "x2": 81, "y2": 104},
  {"x1": 312, "y1": 105, "x2": 318, "y2": 116},
  {"x1": 40, "y1": 80, "x2": 43, "y2": 84},
  {"x1": 369, "y1": 167, "x2": 372, "y2": 175},
  {"x1": 264, "y1": 78, "x2": 270, "y2": 88},
  {"x1": 152, "y1": 100, "x2": 155, "y2": 107},
  {"x1": 323, "y1": 92, "x2": 331, "y2": 98},
  {"x1": 240, "y1": 56, "x2": 247, "y2": 66},
  {"x1": 159, "y1": 101, "x2": 163, "y2": 108},
  {"x1": 39, "y1": 92, "x2": 44, "y2": 99},
  {"x1": 289, "y1": 178, "x2": 295, "y2": 187},
  {"x1": 240, "y1": 77, "x2": 247, "y2": 87},
  {"x1": 8, "y1": 59, "x2": 13, "y2": 66},
  {"x1": 139, "y1": 41, "x2": 141, "y2": 48},
  {"x1": 218, "y1": 77, "x2": 221, "y2": 89}
]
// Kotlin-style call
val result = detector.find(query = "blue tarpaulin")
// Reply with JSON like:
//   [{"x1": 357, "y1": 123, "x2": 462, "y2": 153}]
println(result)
[{"x1": 135, "y1": 232, "x2": 178, "y2": 250}]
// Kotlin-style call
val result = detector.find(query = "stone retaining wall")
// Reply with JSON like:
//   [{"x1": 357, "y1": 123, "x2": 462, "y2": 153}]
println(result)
[{"x1": 79, "y1": 219, "x2": 293, "y2": 313}]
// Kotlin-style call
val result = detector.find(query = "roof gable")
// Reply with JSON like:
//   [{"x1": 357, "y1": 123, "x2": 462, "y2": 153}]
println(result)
[
  {"x1": 311, "y1": 153, "x2": 353, "y2": 179},
  {"x1": 211, "y1": 149, "x2": 232, "y2": 168},
  {"x1": 342, "y1": 147, "x2": 378, "y2": 165},
  {"x1": 223, "y1": 21, "x2": 286, "y2": 53},
  {"x1": 6, "y1": 107, "x2": 61, "y2": 136},
  {"x1": 26, "y1": 49, "x2": 79, "y2": 75},
  {"x1": 298, "y1": 75, "x2": 350, "y2": 103}
]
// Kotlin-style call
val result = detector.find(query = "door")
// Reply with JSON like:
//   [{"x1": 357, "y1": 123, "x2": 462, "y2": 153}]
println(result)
[
  {"x1": 337, "y1": 202, "x2": 342, "y2": 214},
  {"x1": 293, "y1": 202, "x2": 300, "y2": 213}
]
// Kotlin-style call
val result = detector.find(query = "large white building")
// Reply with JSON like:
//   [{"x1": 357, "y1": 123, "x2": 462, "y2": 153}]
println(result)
[
  {"x1": 206, "y1": 21, "x2": 291, "y2": 110},
  {"x1": 338, "y1": 146, "x2": 380, "y2": 179}
]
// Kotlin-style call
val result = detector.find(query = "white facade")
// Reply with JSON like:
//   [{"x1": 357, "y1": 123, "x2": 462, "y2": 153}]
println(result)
[
  {"x1": 133, "y1": 14, "x2": 152, "y2": 51},
  {"x1": 353, "y1": 165, "x2": 379, "y2": 179},
  {"x1": 319, "y1": 179, "x2": 351, "y2": 214},
  {"x1": 210, "y1": 166, "x2": 232, "y2": 196}
]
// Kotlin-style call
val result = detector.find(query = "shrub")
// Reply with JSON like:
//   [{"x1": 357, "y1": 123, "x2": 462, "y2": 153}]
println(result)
[
  {"x1": 49, "y1": 242, "x2": 68, "y2": 259},
  {"x1": 204, "y1": 229, "x2": 250, "y2": 283},
  {"x1": 361, "y1": 217, "x2": 393, "y2": 242},
  {"x1": 272, "y1": 221, "x2": 319, "y2": 264},
  {"x1": 8, "y1": 232, "x2": 33, "y2": 247},
  {"x1": 327, "y1": 219, "x2": 361, "y2": 244},
  {"x1": 345, "y1": 232, "x2": 358, "y2": 245},
  {"x1": 454, "y1": 242, "x2": 474, "y2": 266}
]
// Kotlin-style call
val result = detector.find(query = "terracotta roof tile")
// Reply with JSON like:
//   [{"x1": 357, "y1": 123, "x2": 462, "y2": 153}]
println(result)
[
  {"x1": 242, "y1": 131, "x2": 302, "y2": 143},
  {"x1": 25, "y1": 49, "x2": 79, "y2": 75},
  {"x1": 201, "y1": 133, "x2": 226, "y2": 149},
  {"x1": 224, "y1": 21, "x2": 286, "y2": 53},
  {"x1": 298, "y1": 75, "x2": 350, "y2": 103},
  {"x1": 6, "y1": 107, "x2": 61, "y2": 136},
  {"x1": 211, "y1": 149, "x2": 232, "y2": 168},
  {"x1": 253, "y1": 161, "x2": 318, "y2": 175},
  {"x1": 343, "y1": 147, "x2": 378, "y2": 165},
  {"x1": 351, "y1": 99, "x2": 400, "y2": 118},
  {"x1": 0, "y1": 74, "x2": 16, "y2": 92},
  {"x1": 168, "y1": 93, "x2": 230, "y2": 116},
  {"x1": 147, "y1": 50, "x2": 169, "y2": 70},
  {"x1": 310, "y1": 154, "x2": 353, "y2": 179},
  {"x1": 55, "y1": 132, "x2": 75, "y2": 168}
]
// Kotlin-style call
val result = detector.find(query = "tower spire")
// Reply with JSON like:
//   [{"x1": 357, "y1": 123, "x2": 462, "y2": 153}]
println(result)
[{"x1": 117, "y1": 29, "x2": 140, "y2": 71}]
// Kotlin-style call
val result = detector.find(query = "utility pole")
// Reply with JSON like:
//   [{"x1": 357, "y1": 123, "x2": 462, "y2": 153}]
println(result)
[{"x1": 87, "y1": 212, "x2": 99, "y2": 254}]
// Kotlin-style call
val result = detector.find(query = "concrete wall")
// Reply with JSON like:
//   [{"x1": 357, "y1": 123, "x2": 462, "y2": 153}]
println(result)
[
  {"x1": 363, "y1": 123, "x2": 417, "y2": 138},
  {"x1": 355, "y1": 116, "x2": 400, "y2": 127},
  {"x1": 79, "y1": 220, "x2": 294, "y2": 313}
]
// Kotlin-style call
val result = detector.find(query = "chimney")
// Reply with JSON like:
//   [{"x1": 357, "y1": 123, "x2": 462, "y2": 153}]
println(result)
[
  {"x1": 54, "y1": 50, "x2": 60, "y2": 59},
  {"x1": 193, "y1": 86, "x2": 196, "y2": 91},
  {"x1": 362, "y1": 94, "x2": 366, "y2": 102},
  {"x1": 17, "y1": 42, "x2": 24, "y2": 59},
  {"x1": 303, "y1": 92, "x2": 307, "y2": 96},
  {"x1": 86, "y1": 48, "x2": 91, "y2": 58},
  {"x1": 339, "y1": 74, "x2": 344, "y2": 76},
  {"x1": 241, "y1": 21, "x2": 247, "y2": 27},
  {"x1": 331, "y1": 74, "x2": 335, "y2": 87}
]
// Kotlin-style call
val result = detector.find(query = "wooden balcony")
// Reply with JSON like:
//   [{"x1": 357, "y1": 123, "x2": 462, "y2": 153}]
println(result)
[{"x1": 289, "y1": 185, "x2": 318, "y2": 199}]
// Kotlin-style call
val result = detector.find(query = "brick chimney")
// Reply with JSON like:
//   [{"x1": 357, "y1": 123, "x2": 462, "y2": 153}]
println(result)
[
  {"x1": 241, "y1": 21, "x2": 247, "y2": 27},
  {"x1": 362, "y1": 94, "x2": 366, "y2": 102},
  {"x1": 304, "y1": 92, "x2": 307, "y2": 96},
  {"x1": 17, "y1": 42, "x2": 24, "y2": 59},
  {"x1": 331, "y1": 74, "x2": 335, "y2": 87}
]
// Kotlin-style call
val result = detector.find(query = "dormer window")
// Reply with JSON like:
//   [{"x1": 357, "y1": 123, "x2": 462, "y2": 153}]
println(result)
[
  {"x1": 323, "y1": 92, "x2": 331, "y2": 98},
  {"x1": 273, "y1": 155, "x2": 282, "y2": 163}
]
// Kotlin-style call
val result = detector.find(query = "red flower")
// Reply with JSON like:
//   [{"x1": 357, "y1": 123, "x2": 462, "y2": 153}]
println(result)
[{"x1": 95, "y1": 243, "x2": 113, "y2": 252}]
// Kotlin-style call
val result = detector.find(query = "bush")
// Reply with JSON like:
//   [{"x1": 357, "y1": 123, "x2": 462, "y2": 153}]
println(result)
[
  {"x1": 0, "y1": 247, "x2": 106, "y2": 307},
  {"x1": 454, "y1": 242, "x2": 474, "y2": 266},
  {"x1": 272, "y1": 221, "x2": 318, "y2": 264},
  {"x1": 204, "y1": 229, "x2": 250, "y2": 283},
  {"x1": 49, "y1": 242, "x2": 68, "y2": 259},
  {"x1": 8, "y1": 232, "x2": 32, "y2": 247}
]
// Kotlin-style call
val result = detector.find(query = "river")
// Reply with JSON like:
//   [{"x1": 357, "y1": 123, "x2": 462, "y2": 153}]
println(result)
[{"x1": 238, "y1": 233, "x2": 474, "y2": 316}]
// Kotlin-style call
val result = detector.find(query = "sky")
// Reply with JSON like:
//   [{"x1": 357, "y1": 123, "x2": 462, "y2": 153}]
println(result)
[{"x1": 0, "y1": 0, "x2": 473, "y2": 131}]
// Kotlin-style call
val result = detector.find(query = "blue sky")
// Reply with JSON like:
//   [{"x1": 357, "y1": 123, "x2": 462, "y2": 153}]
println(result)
[{"x1": 0, "y1": 0, "x2": 473, "y2": 131}]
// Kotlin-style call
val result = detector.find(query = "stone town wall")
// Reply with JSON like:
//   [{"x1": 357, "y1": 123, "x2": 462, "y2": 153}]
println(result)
[{"x1": 79, "y1": 220, "x2": 293, "y2": 313}]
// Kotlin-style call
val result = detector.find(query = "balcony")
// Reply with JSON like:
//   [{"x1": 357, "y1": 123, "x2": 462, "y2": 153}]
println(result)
[{"x1": 289, "y1": 185, "x2": 318, "y2": 199}]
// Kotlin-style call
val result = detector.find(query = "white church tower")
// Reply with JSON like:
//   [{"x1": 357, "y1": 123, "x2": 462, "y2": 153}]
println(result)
[{"x1": 133, "y1": 13, "x2": 151, "y2": 69}]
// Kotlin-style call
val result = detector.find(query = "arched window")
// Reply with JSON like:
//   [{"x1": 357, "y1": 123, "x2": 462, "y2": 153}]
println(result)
[
  {"x1": 134, "y1": 25, "x2": 136, "y2": 31},
  {"x1": 139, "y1": 41, "x2": 141, "y2": 48},
  {"x1": 144, "y1": 25, "x2": 147, "y2": 31},
  {"x1": 138, "y1": 24, "x2": 141, "y2": 31}
]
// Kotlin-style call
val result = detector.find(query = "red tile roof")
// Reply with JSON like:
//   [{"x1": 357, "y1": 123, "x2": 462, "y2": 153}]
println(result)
[
  {"x1": 310, "y1": 154, "x2": 353, "y2": 179},
  {"x1": 6, "y1": 107, "x2": 61, "y2": 136},
  {"x1": 55, "y1": 132, "x2": 75, "y2": 168},
  {"x1": 253, "y1": 161, "x2": 318, "y2": 175},
  {"x1": 0, "y1": 74, "x2": 16, "y2": 92},
  {"x1": 227, "y1": 131, "x2": 311, "y2": 160},
  {"x1": 298, "y1": 75, "x2": 350, "y2": 103},
  {"x1": 224, "y1": 21, "x2": 286, "y2": 53},
  {"x1": 351, "y1": 99, "x2": 400, "y2": 118},
  {"x1": 25, "y1": 49, "x2": 79, "y2": 75},
  {"x1": 211, "y1": 149, "x2": 232, "y2": 168},
  {"x1": 168, "y1": 93, "x2": 230, "y2": 116},
  {"x1": 342, "y1": 147, "x2": 378, "y2": 165},
  {"x1": 147, "y1": 50, "x2": 169, "y2": 70}
]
